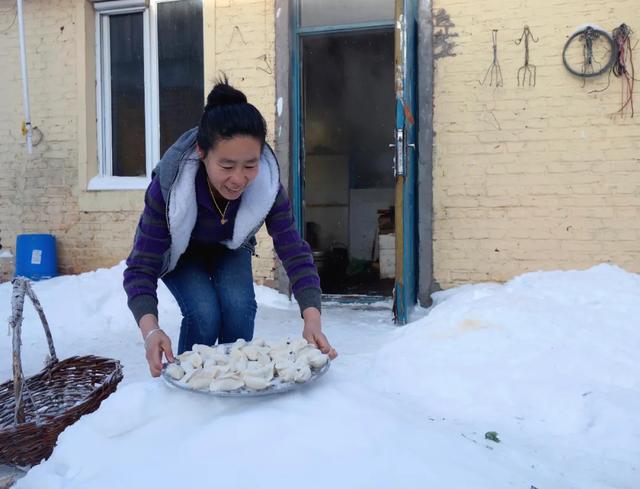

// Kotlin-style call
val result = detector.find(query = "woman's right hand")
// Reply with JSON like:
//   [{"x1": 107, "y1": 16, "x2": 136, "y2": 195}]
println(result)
[{"x1": 139, "y1": 314, "x2": 175, "y2": 377}]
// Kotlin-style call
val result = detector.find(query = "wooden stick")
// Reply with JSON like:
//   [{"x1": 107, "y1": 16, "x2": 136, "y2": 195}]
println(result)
[{"x1": 9, "y1": 279, "x2": 27, "y2": 425}]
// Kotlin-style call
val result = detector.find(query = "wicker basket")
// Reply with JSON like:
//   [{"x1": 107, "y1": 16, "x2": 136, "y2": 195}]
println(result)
[{"x1": 0, "y1": 278, "x2": 123, "y2": 466}]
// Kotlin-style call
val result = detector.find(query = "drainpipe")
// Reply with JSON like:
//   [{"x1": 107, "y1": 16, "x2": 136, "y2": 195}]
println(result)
[{"x1": 16, "y1": 0, "x2": 32, "y2": 153}]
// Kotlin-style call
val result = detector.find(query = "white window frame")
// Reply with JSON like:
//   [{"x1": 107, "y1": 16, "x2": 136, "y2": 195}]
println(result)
[{"x1": 91, "y1": 0, "x2": 181, "y2": 190}]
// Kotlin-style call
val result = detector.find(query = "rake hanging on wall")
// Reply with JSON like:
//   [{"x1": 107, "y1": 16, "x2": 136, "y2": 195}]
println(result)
[{"x1": 516, "y1": 26, "x2": 539, "y2": 86}]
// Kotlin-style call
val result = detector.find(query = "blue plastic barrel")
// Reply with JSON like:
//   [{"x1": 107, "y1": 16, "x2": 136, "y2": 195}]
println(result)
[{"x1": 15, "y1": 234, "x2": 58, "y2": 280}]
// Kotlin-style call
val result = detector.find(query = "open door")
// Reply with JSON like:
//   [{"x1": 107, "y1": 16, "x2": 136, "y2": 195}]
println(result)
[
  {"x1": 392, "y1": 0, "x2": 418, "y2": 324},
  {"x1": 291, "y1": 0, "x2": 418, "y2": 316}
]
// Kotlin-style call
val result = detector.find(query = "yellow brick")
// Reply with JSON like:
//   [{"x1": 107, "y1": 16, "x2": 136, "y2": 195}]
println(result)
[{"x1": 433, "y1": 0, "x2": 640, "y2": 289}]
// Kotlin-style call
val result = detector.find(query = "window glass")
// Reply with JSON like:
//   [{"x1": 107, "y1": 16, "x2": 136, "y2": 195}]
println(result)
[
  {"x1": 157, "y1": 0, "x2": 204, "y2": 155},
  {"x1": 109, "y1": 12, "x2": 146, "y2": 177}
]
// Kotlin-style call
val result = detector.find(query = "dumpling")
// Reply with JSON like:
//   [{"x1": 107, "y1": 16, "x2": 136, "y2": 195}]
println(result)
[
  {"x1": 270, "y1": 347, "x2": 296, "y2": 363},
  {"x1": 217, "y1": 369, "x2": 242, "y2": 381},
  {"x1": 307, "y1": 351, "x2": 329, "y2": 369},
  {"x1": 294, "y1": 365, "x2": 312, "y2": 383},
  {"x1": 277, "y1": 366, "x2": 297, "y2": 383},
  {"x1": 176, "y1": 351, "x2": 203, "y2": 369},
  {"x1": 230, "y1": 348, "x2": 248, "y2": 361},
  {"x1": 209, "y1": 364, "x2": 231, "y2": 378},
  {"x1": 166, "y1": 363, "x2": 185, "y2": 380},
  {"x1": 202, "y1": 352, "x2": 228, "y2": 366},
  {"x1": 229, "y1": 355, "x2": 248, "y2": 372},
  {"x1": 242, "y1": 345, "x2": 261, "y2": 361},
  {"x1": 243, "y1": 375, "x2": 271, "y2": 390},
  {"x1": 294, "y1": 356, "x2": 310, "y2": 370},
  {"x1": 188, "y1": 375, "x2": 212, "y2": 390},
  {"x1": 256, "y1": 350, "x2": 272, "y2": 366},
  {"x1": 289, "y1": 337, "x2": 309, "y2": 352},
  {"x1": 190, "y1": 353, "x2": 204, "y2": 369},
  {"x1": 210, "y1": 349, "x2": 228, "y2": 361},
  {"x1": 176, "y1": 351, "x2": 190, "y2": 361},
  {"x1": 208, "y1": 353, "x2": 229, "y2": 366},
  {"x1": 188, "y1": 367, "x2": 216, "y2": 386},
  {"x1": 209, "y1": 378, "x2": 244, "y2": 392},
  {"x1": 245, "y1": 359, "x2": 260, "y2": 370},
  {"x1": 293, "y1": 347, "x2": 314, "y2": 365},
  {"x1": 275, "y1": 359, "x2": 295, "y2": 374},
  {"x1": 192, "y1": 344, "x2": 218, "y2": 359},
  {"x1": 246, "y1": 362, "x2": 275, "y2": 381},
  {"x1": 179, "y1": 367, "x2": 199, "y2": 384}
]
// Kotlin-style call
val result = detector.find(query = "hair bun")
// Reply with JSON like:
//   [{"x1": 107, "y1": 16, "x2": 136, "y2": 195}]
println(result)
[{"x1": 205, "y1": 80, "x2": 247, "y2": 110}]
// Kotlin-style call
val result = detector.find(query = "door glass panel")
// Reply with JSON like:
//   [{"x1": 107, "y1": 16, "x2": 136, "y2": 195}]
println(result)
[{"x1": 300, "y1": 0, "x2": 394, "y2": 28}]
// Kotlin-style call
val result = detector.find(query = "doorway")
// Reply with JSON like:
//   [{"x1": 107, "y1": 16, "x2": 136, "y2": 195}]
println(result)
[
  {"x1": 289, "y1": 0, "x2": 419, "y2": 321},
  {"x1": 301, "y1": 30, "x2": 395, "y2": 297}
]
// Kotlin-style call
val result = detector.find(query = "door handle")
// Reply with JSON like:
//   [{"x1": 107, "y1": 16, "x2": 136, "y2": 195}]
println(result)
[
  {"x1": 394, "y1": 128, "x2": 405, "y2": 177},
  {"x1": 390, "y1": 133, "x2": 416, "y2": 176}
]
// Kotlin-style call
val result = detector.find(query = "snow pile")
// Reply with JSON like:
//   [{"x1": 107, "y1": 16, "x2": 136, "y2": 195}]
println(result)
[
  {"x1": 0, "y1": 263, "x2": 637, "y2": 488},
  {"x1": 371, "y1": 265, "x2": 640, "y2": 487}
]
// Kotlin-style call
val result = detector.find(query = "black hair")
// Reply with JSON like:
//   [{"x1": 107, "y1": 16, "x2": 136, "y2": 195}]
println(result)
[{"x1": 196, "y1": 75, "x2": 267, "y2": 155}]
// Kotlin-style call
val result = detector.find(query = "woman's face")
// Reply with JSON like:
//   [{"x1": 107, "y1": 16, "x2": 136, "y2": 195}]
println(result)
[{"x1": 199, "y1": 136, "x2": 261, "y2": 200}]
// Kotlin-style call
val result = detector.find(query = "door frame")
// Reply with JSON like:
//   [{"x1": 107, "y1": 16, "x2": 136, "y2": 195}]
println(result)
[{"x1": 275, "y1": 0, "x2": 433, "y2": 316}]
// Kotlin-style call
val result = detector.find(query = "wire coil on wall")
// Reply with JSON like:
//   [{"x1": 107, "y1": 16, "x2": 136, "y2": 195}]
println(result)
[{"x1": 562, "y1": 25, "x2": 616, "y2": 78}]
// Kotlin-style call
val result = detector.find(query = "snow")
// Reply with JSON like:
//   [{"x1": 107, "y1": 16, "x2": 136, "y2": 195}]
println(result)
[{"x1": 1, "y1": 263, "x2": 639, "y2": 488}]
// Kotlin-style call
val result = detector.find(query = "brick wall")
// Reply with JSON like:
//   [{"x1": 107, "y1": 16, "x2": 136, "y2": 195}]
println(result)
[
  {"x1": 0, "y1": 0, "x2": 279, "y2": 284},
  {"x1": 213, "y1": 0, "x2": 278, "y2": 285},
  {"x1": 431, "y1": 0, "x2": 640, "y2": 288},
  {"x1": 0, "y1": 0, "x2": 107, "y2": 277}
]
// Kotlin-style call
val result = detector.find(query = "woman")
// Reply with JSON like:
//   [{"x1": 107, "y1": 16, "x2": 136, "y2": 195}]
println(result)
[{"x1": 124, "y1": 79, "x2": 336, "y2": 377}]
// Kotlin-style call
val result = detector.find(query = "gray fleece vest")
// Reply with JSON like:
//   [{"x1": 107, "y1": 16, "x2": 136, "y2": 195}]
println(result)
[{"x1": 153, "y1": 127, "x2": 281, "y2": 275}]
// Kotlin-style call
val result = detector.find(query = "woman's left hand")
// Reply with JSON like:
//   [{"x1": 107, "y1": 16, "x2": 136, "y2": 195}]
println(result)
[{"x1": 302, "y1": 307, "x2": 337, "y2": 359}]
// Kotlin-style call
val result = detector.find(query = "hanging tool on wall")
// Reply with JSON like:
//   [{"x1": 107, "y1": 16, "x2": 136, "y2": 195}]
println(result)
[
  {"x1": 481, "y1": 30, "x2": 504, "y2": 87},
  {"x1": 562, "y1": 24, "x2": 615, "y2": 87},
  {"x1": 588, "y1": 24, "x2": 637, "y2": 117},
  {"x1": 611, "y1": 24, "x2": 635, "y2": 117},
  {"x1": 515, "y1": 26, "x2": 539, "y2": 87}
]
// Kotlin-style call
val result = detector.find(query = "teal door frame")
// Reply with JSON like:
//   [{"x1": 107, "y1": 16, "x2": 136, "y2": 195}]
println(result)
[{"x1": 392, "y1": 0, "x2": 418, "y2": 324}]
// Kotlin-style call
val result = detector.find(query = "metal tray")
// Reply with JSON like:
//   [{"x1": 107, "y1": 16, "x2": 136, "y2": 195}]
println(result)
[{"x1": 161, "y1": 360, "x2": 330, "y2": 398}]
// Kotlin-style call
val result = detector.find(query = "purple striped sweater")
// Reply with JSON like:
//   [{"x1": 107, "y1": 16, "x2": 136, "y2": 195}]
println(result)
[{"x1": 123, "y1": 164, "x2": 321, "y2": 324}]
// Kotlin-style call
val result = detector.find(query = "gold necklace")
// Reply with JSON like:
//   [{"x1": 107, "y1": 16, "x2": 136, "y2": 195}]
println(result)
[{"x1": 207, "y1": 179, "x2": 230, "y2": 224}]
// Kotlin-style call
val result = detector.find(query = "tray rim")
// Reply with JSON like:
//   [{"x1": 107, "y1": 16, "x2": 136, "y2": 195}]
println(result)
[{"x1": 161, "y1": 359, "x2": 330, "y2": 398}]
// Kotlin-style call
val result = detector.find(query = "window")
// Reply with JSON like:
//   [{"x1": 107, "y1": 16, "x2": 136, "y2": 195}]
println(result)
[{"x1": 92, "y1": 0, "x2": 203, "y2": 189}]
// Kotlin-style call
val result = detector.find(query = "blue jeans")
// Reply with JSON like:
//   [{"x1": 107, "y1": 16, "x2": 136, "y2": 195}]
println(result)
[{"x1": 161, "y1": 243, "x2": 257, "y2": 354}]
